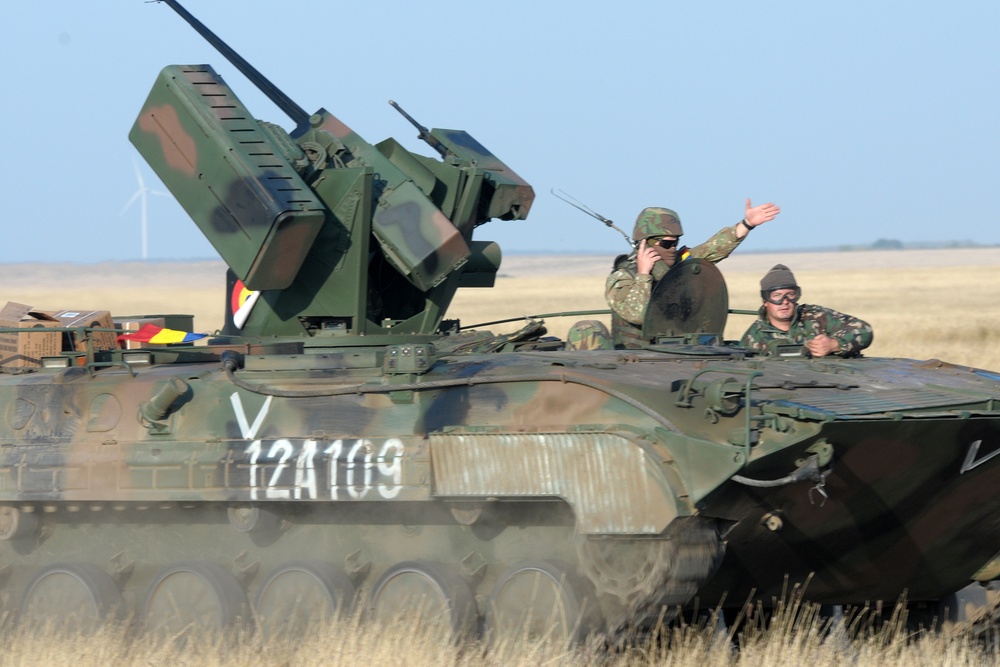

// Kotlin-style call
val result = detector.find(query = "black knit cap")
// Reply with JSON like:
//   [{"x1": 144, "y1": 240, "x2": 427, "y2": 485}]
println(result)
[{"x1": 760, "y1": 264, "x2": 798, "y2": 295}]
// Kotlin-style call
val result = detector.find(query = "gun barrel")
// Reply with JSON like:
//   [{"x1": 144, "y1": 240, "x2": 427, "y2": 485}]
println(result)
[
  {"x1": 388, "y1": 100, "x2": 448, "y2": 158},
  {"x1": 163, "y1": 0, "x2": 310, "y2": 128},
  {"x1": 389, "y1": 100, "x2": 429, "y2": 135}
]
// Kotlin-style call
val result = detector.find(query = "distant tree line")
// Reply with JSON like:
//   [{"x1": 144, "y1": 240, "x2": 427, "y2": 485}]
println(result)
[{"x1": 833, "y1": 239, "x2": 993, "y2": 252}]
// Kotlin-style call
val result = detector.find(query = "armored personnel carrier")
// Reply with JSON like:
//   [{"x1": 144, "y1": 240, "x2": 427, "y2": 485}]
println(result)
[{"x1": 1, "y1": 0, "x2": 1000, "y2": 642}]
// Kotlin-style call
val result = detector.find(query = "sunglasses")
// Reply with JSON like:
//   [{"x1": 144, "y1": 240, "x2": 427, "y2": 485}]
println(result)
[
  {"x1": 764, "y1": 288, "x2": 801, "y2": 305},
  {"x1": 646, "y1": 236, "x2": 679, "y2": 250}
]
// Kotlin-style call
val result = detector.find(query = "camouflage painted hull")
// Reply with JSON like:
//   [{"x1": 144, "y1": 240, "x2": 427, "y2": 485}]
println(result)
[
  {"x1": 1, "y1": 347, "x2": 999, "y2": 635},
  {"x1": 0, "y1": 347, "x2": 723, "y2": 637},
  {"x1": 702, "y1": 415, "x2": 1000, "y2": 605}
]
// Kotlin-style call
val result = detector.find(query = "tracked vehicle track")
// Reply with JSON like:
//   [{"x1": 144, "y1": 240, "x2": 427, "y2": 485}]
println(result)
[{"x1": 578, "y1": 517, "x2": 725, "y2": 636}]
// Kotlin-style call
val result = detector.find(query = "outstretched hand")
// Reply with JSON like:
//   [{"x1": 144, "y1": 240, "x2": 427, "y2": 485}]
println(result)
[{"x1": 744, "y1": 198, "x2": 781, "y2": 227}]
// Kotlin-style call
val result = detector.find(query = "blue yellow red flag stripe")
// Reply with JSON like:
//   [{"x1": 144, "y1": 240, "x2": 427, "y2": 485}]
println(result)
[{"x1": 117, "y1": 323, "x2": 207, "y2": 345}]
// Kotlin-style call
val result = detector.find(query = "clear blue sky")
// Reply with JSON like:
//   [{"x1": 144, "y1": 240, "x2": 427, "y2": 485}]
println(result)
[{"x1": 2, "y1": 1, "x2": 997, "y2": 263}]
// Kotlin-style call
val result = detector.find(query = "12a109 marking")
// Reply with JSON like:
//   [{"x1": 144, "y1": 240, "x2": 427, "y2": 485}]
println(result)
[
  {"x1": 230, "y1": 392, "x2": 403, "y2": 501},
  {"x1": 244, "y1": 438, "x2": 403, "y2": 500}
]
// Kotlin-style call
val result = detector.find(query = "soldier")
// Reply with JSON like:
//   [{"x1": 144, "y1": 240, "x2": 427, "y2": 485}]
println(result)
[
  {"x1": 740, "y1": 263, "x2": 873, "y2": 357},
  {"x1": 606, "y1": 199, "x2": 781, "y2": 349}
]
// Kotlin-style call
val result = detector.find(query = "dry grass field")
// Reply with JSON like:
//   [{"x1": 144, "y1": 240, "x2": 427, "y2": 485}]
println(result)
[
  {"x1": 0, "y1": 597, "x2": 994, "y2": 667},
  {"x1": 452, "y1": 247, "x2": 1000, "y2": 370},
  {"x1": 3, "y1": 247, "x2": 999, "y2": 368}
]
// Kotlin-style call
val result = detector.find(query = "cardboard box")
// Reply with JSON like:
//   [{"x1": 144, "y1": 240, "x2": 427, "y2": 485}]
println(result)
[
  {"x1": 47, "y1": 309, "x2": 118, "y2": 352},
  {"x1": 142, "y1": 314, "x2": 194, "y2": 332},
  {"x1": 113, "y1": 316, "x2": 166, "y2": 350},
  {"x1": 0, "y1": 302, "x2": 62, "y2": 368}
]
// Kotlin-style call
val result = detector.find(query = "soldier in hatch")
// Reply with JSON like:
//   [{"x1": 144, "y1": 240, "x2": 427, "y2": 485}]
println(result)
[
  {"x1": 605, "y1": 200, "x2": 781, "y2": 349},
  {"x1": 740, "y1": 263, "x2": 873, "y2": 357}
]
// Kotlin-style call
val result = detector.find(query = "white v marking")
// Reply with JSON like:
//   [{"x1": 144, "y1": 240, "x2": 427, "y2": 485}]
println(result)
[{"x1": 230, "y1": 392, "x2": 272, "y2": 440}]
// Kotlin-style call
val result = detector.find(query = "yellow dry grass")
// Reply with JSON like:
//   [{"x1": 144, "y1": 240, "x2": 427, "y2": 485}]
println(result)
[
  {"x1": 0, "y1": 597, "x2": 994, "y2": 667},
  {"x1": 449, "y1": 249, "x2": 1000, "y2": 370}
]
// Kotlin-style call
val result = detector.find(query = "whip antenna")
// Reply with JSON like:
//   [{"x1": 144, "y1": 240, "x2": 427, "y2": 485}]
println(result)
[{"x1": 551, "y1": 189, "x2": 635, "y2": 249}]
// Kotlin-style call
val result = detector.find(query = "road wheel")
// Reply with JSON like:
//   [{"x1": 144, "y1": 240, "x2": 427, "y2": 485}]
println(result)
[
  {"x1": 19, "y1": 563, "x2": 124, "y2": 634},
  {"x1": 485, "y1": 560, "x2": 594, "y2": 647},
  {"x1": 142, "y1": 561, "x2": 248, "y2": 638},
  {"x1": 369, "y1": 561, "x2": 475, "y2": 636},
  {"x1": 255, "y1": 561, "x2": 355, "y2": 639}
]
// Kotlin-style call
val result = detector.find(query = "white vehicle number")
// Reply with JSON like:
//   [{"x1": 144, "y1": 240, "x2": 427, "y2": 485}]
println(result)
[{"x1": 231, "y1": 392, "x2": 404, "y2": 500}]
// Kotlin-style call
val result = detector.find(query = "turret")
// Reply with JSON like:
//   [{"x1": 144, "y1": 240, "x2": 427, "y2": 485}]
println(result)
[{"x1": 129, "y1": 1, "x2": 533, "y2": 343}]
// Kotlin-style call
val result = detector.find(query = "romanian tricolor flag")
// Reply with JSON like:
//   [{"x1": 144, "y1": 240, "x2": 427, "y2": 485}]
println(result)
[{"x1": 117, "y1": 323, "x2": 208, "y2": 345}]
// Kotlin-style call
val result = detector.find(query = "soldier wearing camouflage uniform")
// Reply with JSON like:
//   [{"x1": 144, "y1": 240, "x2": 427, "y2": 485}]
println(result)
[
  {"x1": 740, "y1": 264, "x2": 873, "y2": 357},
  {"x1": 606, "y1": 200, "x2": 781, "y2": 349}
]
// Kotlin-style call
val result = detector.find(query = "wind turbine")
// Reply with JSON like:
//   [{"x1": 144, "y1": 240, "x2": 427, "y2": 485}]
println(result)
[{"x1": 120, "y1": 159, "x2": 169, "y2": 260}]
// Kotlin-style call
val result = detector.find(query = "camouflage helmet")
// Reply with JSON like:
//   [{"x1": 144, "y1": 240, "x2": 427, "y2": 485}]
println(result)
[
  {"x1": 632, "y1": 207, "x2": 683, "y2": 241},
  {"x1": 565, "y1": 320, "x2": 613, "y2": 351}
]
